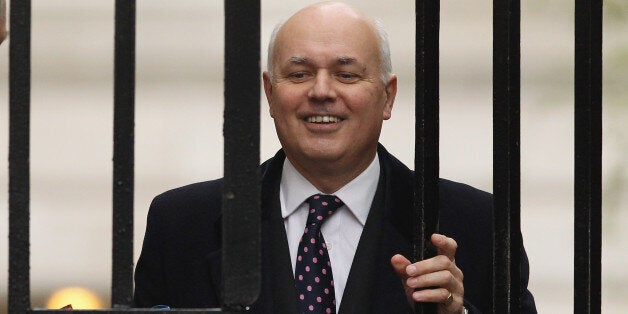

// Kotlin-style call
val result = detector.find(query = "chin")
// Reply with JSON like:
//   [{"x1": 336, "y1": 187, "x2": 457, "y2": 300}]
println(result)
[
  {"x1": 303, "y1": 146, "x2": 343, "y2": 162},
  {"x1": 285, "y1": 141, "x2": 345, "y2": 165}
]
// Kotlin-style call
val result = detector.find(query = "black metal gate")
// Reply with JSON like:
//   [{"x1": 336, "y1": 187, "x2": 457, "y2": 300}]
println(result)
[{"x1": 7, "y1": 0, "x2": 602, "y2": 313}]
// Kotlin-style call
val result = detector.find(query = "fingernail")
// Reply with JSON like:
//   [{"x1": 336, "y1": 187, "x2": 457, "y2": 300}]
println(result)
[
  {"x1": 433, "y1": 234, "x2": 444, "y2": 241},
  {"x1": 407, "y1": 265, "x2": 416, "y2": 274},
  {"x1": 412, "y1": 291, "x2": 424, "y2": 301}
]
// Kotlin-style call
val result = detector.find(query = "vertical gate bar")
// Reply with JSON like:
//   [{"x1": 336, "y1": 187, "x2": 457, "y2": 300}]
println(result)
[
  {"x1": 414, "y1": 0, "x2": 440, "y2": 313},
  {"x1": 574, "y1": 0, "x2": 603, "y2": 312},
  {"x1": 112, "y1": 0, "x2": 136, "y2": 308},
  {"x1": 492, "y1": 0, "x2": 521, "y2": 312},
  {"x1": 222, "y1": 0, "x2": 261, "y2": 310},
  {"x1": 507, "y1": 0, "x2": 522, "y2": 310},
  {"x1": 507, "y1": 0, "x2": 522, "y2": 311},
  {"x1": 8, "y1": 1, "x2": 32, "y2": 313}
]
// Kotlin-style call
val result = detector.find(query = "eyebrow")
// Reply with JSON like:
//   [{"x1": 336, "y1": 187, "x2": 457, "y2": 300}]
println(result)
[
  {"x1": 286, "y1": 56, "x2": 359, "y2": 66},
  {"x1": 288, "y1": 56, "x2": 308, "y2": 64},
  {"x1": 336, "y1": 56, "x2": 357, "y2": 65}
]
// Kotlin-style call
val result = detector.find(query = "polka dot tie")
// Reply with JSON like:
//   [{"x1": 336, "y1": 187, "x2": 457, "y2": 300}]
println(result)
[{"x1": 295, "y1": 194, "x2": 344, "y2": 314}]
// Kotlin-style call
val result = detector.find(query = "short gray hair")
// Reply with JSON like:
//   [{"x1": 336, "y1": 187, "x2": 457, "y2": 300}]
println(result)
[{"x1": 266, "y1": 18, "x2": 393, "y2": 85}]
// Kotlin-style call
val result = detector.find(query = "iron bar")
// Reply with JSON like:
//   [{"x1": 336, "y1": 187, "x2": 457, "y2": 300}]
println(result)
[
  {"x1": 8, "y1": 1, "x2": 32, "y2": 313},
  {"x1": 222, "y1": 0, "x2": 261, "y2": 310},
  {"x1": 30, "y1": 310, "x2": 222, "y2": 313},
  {"x1": 492, "y1": 0, "x2": 521, "y2": 312},
  {"x1": 112, "y1": 0, "x2": 136, "y2": 308},
  {"x1": 574, "y1": 0, "x2": 603, "y2": 313},
  {"x1": 414, "y1": 0, "x2": 440, "y2": 313},
  {"x1": 30, "y1": 310, "x2": 223, "y2": 314}
]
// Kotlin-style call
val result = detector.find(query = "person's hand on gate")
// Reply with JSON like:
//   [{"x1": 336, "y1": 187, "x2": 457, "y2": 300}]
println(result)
[{"x1": 391, "y1": 233, "x2": 465, "y2": 314}]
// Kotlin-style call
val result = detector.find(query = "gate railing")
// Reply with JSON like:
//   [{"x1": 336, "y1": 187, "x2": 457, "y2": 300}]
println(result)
[{"x1": 7, "y1": 0, "x2": 602, "y2": 313}]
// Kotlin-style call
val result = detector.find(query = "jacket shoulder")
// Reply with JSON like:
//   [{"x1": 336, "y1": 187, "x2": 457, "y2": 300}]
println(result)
[
  {"x1": 438, "y1": 178, "x2": 493, "y2": 223},
  {"x1": 153, "y1": 179, "x2": 223, "y2": 204},
  {"x1": 147, "y1": 179, "x2": 224, "y2": 229}
]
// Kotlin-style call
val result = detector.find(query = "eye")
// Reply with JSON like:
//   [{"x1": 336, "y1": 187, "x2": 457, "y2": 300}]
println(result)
[
  {"x1": 288, "y1": 72, "x2": 311, "y2": 82},
  {"x1": 335, "y1": 72, "x2": 360, "y2": 83}
]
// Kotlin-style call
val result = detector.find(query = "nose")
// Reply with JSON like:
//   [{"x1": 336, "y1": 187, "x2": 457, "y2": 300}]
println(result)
[{"x1": 307, "y1": 72, "x2": 336, "y2": 102}]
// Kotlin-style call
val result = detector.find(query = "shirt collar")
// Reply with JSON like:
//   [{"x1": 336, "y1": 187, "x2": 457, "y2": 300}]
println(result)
[{"x1": 280, "y1": 154, "x2": 380, "y2": 226}]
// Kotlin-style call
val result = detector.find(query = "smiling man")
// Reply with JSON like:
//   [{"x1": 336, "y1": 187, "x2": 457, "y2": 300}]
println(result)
[
  {"x1": 134, "y1": 2, "x2": 536, "y2": 313},
  {"x1": 263, "y1": 4, "x2": 395, "y2": 195}
]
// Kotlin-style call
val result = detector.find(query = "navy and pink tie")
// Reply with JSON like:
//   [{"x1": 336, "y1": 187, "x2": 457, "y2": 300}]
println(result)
[{"x1": 295, "y1": 194, "x2": 344, "y2": 314}]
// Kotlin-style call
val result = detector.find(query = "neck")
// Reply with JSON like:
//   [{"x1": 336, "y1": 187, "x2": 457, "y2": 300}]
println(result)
[{"x1": 286, "y1": 150, "x2": 377, "y2": 194}]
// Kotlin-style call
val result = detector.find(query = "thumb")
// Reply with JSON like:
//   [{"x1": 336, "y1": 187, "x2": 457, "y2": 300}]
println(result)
[{"x1": 390, "y1": 254, "x2": 411, "y2": 279}]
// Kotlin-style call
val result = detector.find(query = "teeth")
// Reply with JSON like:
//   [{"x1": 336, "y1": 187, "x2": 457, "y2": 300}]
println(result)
[{"x1": 307, "y1": 116, "x2": 341, "y2": 123}]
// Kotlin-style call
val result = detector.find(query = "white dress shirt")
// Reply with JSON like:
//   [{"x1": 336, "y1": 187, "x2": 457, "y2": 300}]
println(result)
[{"x1": 280, "y1": 154, "x2": 380, "y2": 310}]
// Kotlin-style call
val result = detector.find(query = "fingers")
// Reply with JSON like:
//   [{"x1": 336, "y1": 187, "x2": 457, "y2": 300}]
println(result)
[
  {"x1": 390, "y1": 254, "x2": 415, "y2": 305},
  {"x1": 405, "y1": 254, "x2": 460, "y2": 279},
  {"x1": 391, "y1": 253, "x2": 460, "y2": 292},
  {"x1": 390, "y1": 254, "x2": 411, "y2": 280},
  {"x1": 410, "y1": 286, "x2": 450, "y2": 303},
  {"x1": 431, "y1": 233, "x2": 458, "y2": 261},
  {"x1": 391, "y1": 234, "x2": 464, "y2": 312},
  {"x1": 405, "y1": 269, "x2": 457, "y2": 290},
  {"x1": 413, "y1": 288, "x2": 463, "y2": 312}
]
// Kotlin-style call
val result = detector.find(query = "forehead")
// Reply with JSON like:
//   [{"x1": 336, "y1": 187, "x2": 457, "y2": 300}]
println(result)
[{"x1": 273, "y1": 8, "x2": 380, "y2": 67}]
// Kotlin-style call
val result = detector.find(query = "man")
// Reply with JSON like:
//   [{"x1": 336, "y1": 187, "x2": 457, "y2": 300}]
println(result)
[{"x1": 134, "y1": 2, "x2": 536, "y2": 313}]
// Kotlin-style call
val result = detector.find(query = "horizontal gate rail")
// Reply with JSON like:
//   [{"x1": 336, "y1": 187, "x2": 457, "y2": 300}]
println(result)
[{"x1": 29, "y1": 310, "x2": 223, "y2": 313}]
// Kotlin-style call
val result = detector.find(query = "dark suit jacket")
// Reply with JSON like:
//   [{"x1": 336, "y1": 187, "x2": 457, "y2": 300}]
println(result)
[{"x1": 134, "y1": 145, "x2": 537, "y2": 313}]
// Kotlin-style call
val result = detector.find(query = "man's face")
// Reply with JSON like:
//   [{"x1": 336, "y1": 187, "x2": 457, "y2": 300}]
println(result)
[{"x1": 263, "y1": 6, "x2": 396, "y2": 174}]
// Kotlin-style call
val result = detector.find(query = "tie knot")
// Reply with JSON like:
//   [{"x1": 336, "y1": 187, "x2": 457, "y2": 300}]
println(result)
[{"x1": 305, "y1": 194, "x2": 343, "y2": 226}]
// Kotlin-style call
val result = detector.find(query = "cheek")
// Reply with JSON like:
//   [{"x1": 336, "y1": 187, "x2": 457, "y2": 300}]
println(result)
[
  {"x1": 347, "y1": 92, "x2": 387, "y2": 118},
  {"x1": 272, "y1": 90, "x2": 304, "y2": 114},
  {"x1": 268, "y1": 98, "x2": 293, "y2": 121}
]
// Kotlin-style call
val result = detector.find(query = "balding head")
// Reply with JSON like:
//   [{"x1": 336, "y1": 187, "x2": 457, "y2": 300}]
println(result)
[
  {"x1": 261, "y1": 2, "x2": 398, "y2": 193},
  {"x1": 267, "y1": 2, "x2": 392, "y2": 84}
]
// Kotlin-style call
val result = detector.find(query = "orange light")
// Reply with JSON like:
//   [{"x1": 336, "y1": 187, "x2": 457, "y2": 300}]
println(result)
[{"x1": 45, "y1": 287, "x2": 104, "y2": 309}]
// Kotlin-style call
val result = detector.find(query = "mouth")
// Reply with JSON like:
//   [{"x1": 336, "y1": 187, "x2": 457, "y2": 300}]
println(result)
[{"x1": 305, "y1": 115, "x2": 344, "y2": 123}]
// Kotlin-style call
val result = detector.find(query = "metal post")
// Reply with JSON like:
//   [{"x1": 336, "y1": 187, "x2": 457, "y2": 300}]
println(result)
[
  {"x1": 574, "y1": 0, "x2": 603, "y2": 313},
  {"x1": 112, "y1": 0, "x2": 136, "y2": 308},
  {"x1": 492, "y1": 0, "x2": 521, "y2": 312},
  {"x1": 8, "y1": 1, "x2": 32, "y2": 313},
  {"x1": 222, "y1": 0, "x2": 261, "y2": 310},
  {"x1": 414, "y1": 0, "x2": 440, "y2": 313}
]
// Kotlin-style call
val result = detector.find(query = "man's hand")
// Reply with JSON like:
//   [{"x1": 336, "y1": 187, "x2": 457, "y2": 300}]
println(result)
[{"x1": 391, "y1": 233, "x2": 465, "y2": 314}]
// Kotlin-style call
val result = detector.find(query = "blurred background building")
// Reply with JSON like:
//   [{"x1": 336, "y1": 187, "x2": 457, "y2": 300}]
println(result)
[{"x1": 0, "y1": 0, "x2": 626, "y2": 312}]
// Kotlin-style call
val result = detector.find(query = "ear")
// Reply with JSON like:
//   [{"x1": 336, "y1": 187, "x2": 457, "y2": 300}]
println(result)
[
  {"x1": 382, "y1": 75, "x2": 397, "y2": 120},
  {"x1": 262, "y1": 71, "x2": 275, "y2": 117}
]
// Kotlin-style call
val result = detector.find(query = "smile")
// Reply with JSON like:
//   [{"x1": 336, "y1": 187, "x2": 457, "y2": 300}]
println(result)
[{"x1": 306, "y1": 115, "x2": 343, "y2": 123}]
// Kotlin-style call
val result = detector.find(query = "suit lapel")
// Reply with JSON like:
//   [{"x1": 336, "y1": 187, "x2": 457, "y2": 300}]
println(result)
[
  {"x1": 337, "y1": 166, "x2": 386, "y2": 313},
  {"x1": 252, "y1": 150, "x2": 299, "y2": 313},
  {"x1": 339, "y1": 146, "x2": 415, "y2": 313},
  {"x1": 376, "y1": 146, "x2": 416, "y2": 313}
]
